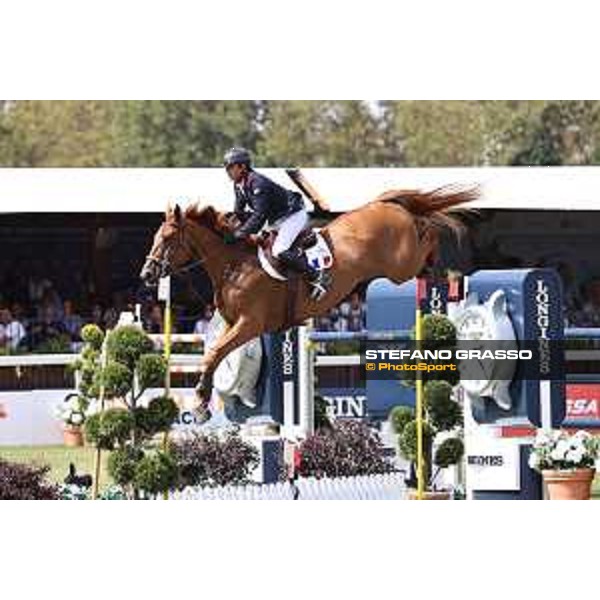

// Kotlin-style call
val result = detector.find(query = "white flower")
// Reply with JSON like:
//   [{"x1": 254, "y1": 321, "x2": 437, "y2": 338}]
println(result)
[
  {"x1": 535, "y1": 430, "x2": 552, "y2": 446},
  {"x1": 528, "y1": 453, "x2": 540, "y2": 470},
  {"x1": 566, "y1": 449, "x2": 584, "y2": 464},
  {"x1": 71, "y1": 413, "x2": 84, "y2": 425},
  {"x1": 551, "y1": 445, "x2": 567, "y2": 461}
]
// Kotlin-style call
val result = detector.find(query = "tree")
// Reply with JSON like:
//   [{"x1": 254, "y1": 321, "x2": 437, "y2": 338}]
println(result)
[
  {"x1": 0, "y1": 101, "x2": 118, "y2": 166},
  {"x1": 381, "y1": 100, "x2": 547, "y2": 167},
  {"x1": 77, "y1": 324, "x2": 179, "y2": 498},
  {"x1": 258, "y1": 100, "x2": 399, "y2": 166},
  {"x1": 114, "y1": 100, "x2": 261, "y2": 166},
  {"x1": 511, "y1": 101, "x2": 600, "y2": 165}
]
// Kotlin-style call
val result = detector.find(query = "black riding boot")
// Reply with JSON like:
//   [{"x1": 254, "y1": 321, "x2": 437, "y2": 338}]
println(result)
[
  {"x1": 278, "y1": 248, "x2": 314, "y2": 276},
  {"x1": 278, "y1": 249, "x2": 329, "y2": 300}
]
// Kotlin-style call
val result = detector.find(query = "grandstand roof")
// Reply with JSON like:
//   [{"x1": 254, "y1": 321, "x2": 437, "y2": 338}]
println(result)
[{"x1": 1, "y1": 166, "x2": 600, "y2": 212}]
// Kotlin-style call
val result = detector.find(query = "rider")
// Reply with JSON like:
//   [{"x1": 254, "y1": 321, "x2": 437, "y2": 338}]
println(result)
[{"x1": 223, "y1": 147, "x2": 327, "y2": 299}]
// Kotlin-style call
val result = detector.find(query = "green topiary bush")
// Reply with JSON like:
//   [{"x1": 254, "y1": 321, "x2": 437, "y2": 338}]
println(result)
[
  {"x1": 389, "y1": 405, "x2": 414, "y2": 435},
  {"x1": 101, "y1": 361, "x2": 133, "y2": 399},
  {"x1": 425, "y1": 380, "x2": 463, "y2": 430},
  {"x1": 392, "y1": 309, "x2": 465, "y2": 492},
  {"x1": 133, "y1": 451, "x2": 178, "y2": 496},
  {"x1": 73, "y1": 323, "x2": 180, "y2": 499},
  {"x1": 106, "y1": 326, "x2": 154, "y2": 370},
  {"x1": 108, "y1": 446, "x2": 144, "y2": 486},
  {"x1": 137, "y1": 354, "x2": 167, "y2": 390},
  {"x1": 135, "y1": 396, "x2": 179, "y2": 437},
  {"x1": 85, "y1": 408, "x2": 134, "y2": 450},
  {"x1": 398, "y1": 420, "x2": 435, "y2": 462},
  {"x1": 81, "y1": 324, "x2": 104, "y2": 350},
  {"x1": 434, "y1": 437, "x2": 465, "y2": 468},
  {"x1": 422, "y1": 313, "x2": 456, "y2": 345}
]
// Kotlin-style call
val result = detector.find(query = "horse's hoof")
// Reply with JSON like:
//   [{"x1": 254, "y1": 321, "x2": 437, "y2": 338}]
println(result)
[
  {"x1": 195, "y1": 374, "x2": 213, "y2": 402},
  {"x1": 195, "y1": 405, "x2": 212, "y2": 425}
]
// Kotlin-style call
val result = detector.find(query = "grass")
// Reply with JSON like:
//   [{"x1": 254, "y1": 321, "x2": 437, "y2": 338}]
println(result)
[{"x1": 0, "y1": 445, "x2": 112, "y2": 491}]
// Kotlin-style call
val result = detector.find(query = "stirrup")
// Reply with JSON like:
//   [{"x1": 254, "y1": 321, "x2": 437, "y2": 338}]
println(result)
[{"x1": 308, "y1": 270, "x2": 330, "y2": 300}]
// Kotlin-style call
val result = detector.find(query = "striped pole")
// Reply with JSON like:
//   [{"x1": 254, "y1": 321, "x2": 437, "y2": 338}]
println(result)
[
  {"x1": 415, "y1": 278, "x2": 427, "y2": 500},
  {"x1": 159, "y1": 277, "x2": 172, "y2": 500}
]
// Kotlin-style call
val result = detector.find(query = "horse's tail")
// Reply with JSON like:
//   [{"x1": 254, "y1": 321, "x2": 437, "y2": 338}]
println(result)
[{"x1": 375, "y1": 185, "x2": 480, "y2": 240}]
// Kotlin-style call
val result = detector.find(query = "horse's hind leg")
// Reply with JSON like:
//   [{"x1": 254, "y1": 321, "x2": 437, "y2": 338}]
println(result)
[{"x1": 194, "y1": 317, "x2": 260, "y2": 422}]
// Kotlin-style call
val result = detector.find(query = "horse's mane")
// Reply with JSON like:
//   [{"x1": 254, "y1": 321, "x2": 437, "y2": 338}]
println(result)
[{"x1": 184, "y1": 204, "x2": 229, "y2": 234}]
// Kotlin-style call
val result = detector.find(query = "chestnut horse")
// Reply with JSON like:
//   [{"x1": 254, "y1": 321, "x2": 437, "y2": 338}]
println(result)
[{"x1": 140, "y1": 185, "x2": 478, "y2": 421}]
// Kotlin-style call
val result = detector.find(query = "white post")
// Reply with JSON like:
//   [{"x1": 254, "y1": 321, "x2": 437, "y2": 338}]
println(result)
[{"x1": 298, "y1": 324, "x2": 315, "y2": 438}]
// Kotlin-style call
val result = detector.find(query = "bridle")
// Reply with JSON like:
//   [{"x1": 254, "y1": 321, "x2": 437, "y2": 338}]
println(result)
[{"x1": 144, "y1": 221, "x2": 203, "y2": 280}]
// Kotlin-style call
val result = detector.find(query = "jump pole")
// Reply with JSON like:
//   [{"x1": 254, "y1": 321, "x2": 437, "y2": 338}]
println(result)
[
  {"x1": 415, "y1": 278, "x2": 427, "y2": 500},
  {"x1": 157, "y1": 277, "x2": 172, "y2": 500},
  {"x1": 158, "y1": 276, "x2": 172, "y2": 396}
]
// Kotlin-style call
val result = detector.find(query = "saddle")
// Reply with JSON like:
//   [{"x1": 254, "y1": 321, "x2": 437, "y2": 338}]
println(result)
[
  {"x1": 257, "y1": 227, "x2": 333, "y2": 282},
  {"x1": 265, "y1": 227, "x2": 318, "y2": 253}
]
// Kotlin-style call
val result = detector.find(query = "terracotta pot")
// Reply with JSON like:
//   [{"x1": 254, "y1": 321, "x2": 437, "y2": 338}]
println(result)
[
  {"x1": 542, "y1": 468, "x2": 595, "y2": 500},
  {"x1": 63, "y1": 425, "x2": 84, "y2": 448},
  {"x1": 407, "y1": 490, "x2": 451, "y2": 500}
]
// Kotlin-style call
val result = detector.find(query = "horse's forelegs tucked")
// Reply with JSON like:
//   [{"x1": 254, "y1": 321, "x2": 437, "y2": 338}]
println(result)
[{"x1": 194, "y1": 318, "x2": 259, "y2": 418}]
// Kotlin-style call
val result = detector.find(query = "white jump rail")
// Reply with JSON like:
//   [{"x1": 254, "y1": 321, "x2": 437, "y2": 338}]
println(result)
[
  {"x1": 1, "y1": 349, "x2": 597, "y2": 369},
  {"x1": 0, "y1": 353, "x2": 204, "y2": 368}
]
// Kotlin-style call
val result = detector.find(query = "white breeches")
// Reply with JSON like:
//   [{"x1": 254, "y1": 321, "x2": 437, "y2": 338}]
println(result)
[{"x1": 268, "y1": 208, "x2": 309, "y2": 257}]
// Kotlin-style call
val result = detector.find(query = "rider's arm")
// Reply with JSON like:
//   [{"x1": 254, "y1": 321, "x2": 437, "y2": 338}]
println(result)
[
  {"x1": 234, "y1": 181, "x2": 270, "y2": 237},
  {"x1": 233, "y1": 186, "x2": 247, "y2": 220}
]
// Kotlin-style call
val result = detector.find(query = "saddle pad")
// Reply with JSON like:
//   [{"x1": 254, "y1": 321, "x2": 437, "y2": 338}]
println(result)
[
  {"x1": 305, "y1": 232, "x2": 333, "y2": 271},
  {"x1": 257, "y1": 231, "x2": 333, "y2": 281}
]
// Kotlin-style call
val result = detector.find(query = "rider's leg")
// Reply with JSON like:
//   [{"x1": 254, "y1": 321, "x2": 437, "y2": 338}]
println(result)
[
  {"x1": 271, "y1": 208, "x2": 329, "y2": 299},
  {"x1": 271, "y1": 209, "x2": 308, "y2": 257},
  {"x1": 271, "y1": 209, "x2": 318, "y2": 278}
]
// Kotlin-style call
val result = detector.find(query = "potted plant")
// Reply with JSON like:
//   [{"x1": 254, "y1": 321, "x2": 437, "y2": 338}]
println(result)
[
  {"x1": 529, "y1": 429, "x2": 599, "y2": 500},
  {"x1": 55, "y1": 392, "x2": 89, "y2": 447},
  {"x1": 390, "y1": 313, "x2": 464, "y2": 500},
  {"x1": 76, "y1": 324, "x2": 179, "y2": 499}
]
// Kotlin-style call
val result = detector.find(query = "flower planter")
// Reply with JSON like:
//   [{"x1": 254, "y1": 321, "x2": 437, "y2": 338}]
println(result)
[
  {"x1": 542, "y1": 468, "x2": 595, "y2": 500},
  {"x1": 63, "y1": 425, "x2": 84, "y2": 448},
  {"x1": 407, "y1": 489, "x2": 451, "y2": 500}
]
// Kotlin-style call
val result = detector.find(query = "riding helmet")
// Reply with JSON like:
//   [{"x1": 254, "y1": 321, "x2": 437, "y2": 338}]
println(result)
[{"x1": 223, "y1": 147, "x2": 252, "y2": 167}]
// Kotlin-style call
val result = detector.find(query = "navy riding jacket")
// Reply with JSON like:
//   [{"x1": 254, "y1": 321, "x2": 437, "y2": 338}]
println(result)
[{"x1": 234, "y1": 170, "x2": 304, "y2": 236}]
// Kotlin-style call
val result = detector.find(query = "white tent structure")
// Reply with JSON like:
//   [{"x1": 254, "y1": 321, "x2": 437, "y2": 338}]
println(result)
[{"x1": 1, "y1": 166, "x2": 600, "y2": 213}]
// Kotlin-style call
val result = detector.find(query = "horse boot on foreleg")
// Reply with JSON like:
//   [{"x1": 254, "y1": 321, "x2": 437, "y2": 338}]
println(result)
[{"x1": 194, "y1": 318, "x2": 260, "y2": 424}]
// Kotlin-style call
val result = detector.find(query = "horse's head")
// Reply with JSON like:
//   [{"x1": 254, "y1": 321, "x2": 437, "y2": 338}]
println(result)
[{"x1": 140, "y1": 204, "x2": 196, "y2": 287}]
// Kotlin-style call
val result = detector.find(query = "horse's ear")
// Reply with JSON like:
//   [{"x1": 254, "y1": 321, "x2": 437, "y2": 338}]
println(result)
[
  {"x1": 165, "y1": 200, "x2": 172, "y2": 217},
  {"x1": 174, "y1": 204, "x2": 182, "y2": 223}
]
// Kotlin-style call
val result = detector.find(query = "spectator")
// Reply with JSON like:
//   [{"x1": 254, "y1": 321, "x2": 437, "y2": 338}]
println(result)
[
  {"x1": 580, "y1": 279, "x2": 600, "y2": 327},
  {"x1": 36, "y1": 286, "x2": 63, "y2": 322},
  {"x1": 339, "y1": 292, "x2": 365, "y2": 332},
  {"x1": 0, "y1": 308, "x2": 26, "y2": 351},
  {"x1": 193, "y1": 305, "x2": 214, "y2": 338},
  {"x1": 102, "y1": 307, "x2": 119, "y2": 329},
  {"x1": 91, "y1": 303, "x2": 104, "y2": 327},
  {"x1": 20, "y1": 305, "x2": 65, "y2": 350},
  {"x1": 28, "y1": 262, "x2": 53, "y2": 305},
  {"x1": 62, "y1": 300, "x2": 84, "y2": 340},
  {"x1": 146, "y1": 303, "x2": 164, "y2": 334}
]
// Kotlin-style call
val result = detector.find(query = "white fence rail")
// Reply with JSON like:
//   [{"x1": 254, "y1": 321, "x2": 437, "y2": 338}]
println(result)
[{"x1": 162, "y1": 473, "x2": 407, "y2": 501}]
